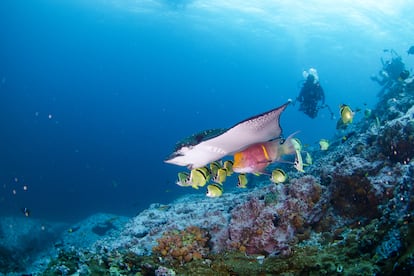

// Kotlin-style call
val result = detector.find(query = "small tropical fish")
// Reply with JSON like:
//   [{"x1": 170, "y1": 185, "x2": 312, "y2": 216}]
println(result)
[
  {"x1": 206, "y1": 184, "x2": 223, "y2": 198},
  {"x1": 319, "y1": 139, "x2": 330, "y2": 151},
  {"x1": 270, "y1": 168, "x2": 287, "y2": 184},
  {"x1": 68, "y1": 226, "x2": 80, "y2": 233},
  {"x1": 375, "y1": 116, "x2": 381, "y2": 127},
  {"x1": 294, "y1": 150, "x2": 305, "y2": 172},
  {"x1": 340, "y1": 104, "x2": 354, "y2": 124},
  {"x1": 237, "y1": 173, "x2": 248, "y2": 188},
  {"x1": 289, "y1": 137, "x2": 304, "y2": 172},
  {"x1": 213, "y1": 168, "x2": 227, "y2": 185},
  {"x1": 305, "y1": 152, "x2": 313, "y2": 165},
  {"x1": 189, "y1": 167, "x2": 210, "y2": 189},
  {"x1": 232, "y1": 132, "x2": 298, "y2": 174},
  {"x1": 291, "y1": 137, "x2": 302, "y2": 151},
  {"x1": 223, "y1": 160, "x2": 234, "y2": 176},
  {"x1": 209, "y1": 161, "x2": 222, "y2": 177},
  {"x1": 22, "y1": 207, "x2": 30, "y2": 217},
  {"x1": 341, "y1": 131, "x2": 356, "y2": 143},
  {"x1": 364, "y1": 109, "x2": 372, "y2": 118},
  {"x1": 176, "y1": 172, "x2": 190, "y2": 187}
]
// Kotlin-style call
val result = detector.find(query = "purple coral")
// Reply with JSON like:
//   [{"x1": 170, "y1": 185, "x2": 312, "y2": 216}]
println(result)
[{"x1": 226, "y1": 175, "x2": 324, "y2": 255}]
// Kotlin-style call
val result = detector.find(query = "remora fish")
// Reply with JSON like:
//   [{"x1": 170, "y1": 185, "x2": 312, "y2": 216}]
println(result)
[{"x1": 165, "y1": 100, "x2": 291, "y2": 169}]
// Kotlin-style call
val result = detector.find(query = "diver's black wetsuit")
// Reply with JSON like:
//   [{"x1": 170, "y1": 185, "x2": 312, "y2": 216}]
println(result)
[{"x1": 297, "y1": 75, "x2": 325, "y2": 118}]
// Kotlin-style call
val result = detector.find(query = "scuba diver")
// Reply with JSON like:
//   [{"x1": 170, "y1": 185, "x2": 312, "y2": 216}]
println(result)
[
  {"x1": 371, "y1": 49, "x2": 412, "y2": 96},
  {"x1": 295, "y1": 68, "x2": 333, "y2": 119},
  {"x1": 371, "y1": 49, "x2": 408, "y2": 86}
]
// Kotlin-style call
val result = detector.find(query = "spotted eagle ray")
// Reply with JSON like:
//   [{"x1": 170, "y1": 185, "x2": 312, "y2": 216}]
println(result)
[{"x1": 165, "y1": 100, "x2": 291, "y2": 169}]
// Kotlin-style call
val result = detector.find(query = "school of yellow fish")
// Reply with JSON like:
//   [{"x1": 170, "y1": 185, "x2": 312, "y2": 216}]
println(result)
[{"x1": 174, "y1": 104, "x2": 356, "y2": 197}]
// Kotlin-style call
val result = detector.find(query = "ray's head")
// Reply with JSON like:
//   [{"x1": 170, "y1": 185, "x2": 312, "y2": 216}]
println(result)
[{"x1": 165, "y1": 146, "x2": 194, "y2": 168}]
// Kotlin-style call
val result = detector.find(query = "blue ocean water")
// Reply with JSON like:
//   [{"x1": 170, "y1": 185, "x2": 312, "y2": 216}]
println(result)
[{"x1": 0, "y1": 0, "x2": 413, "y2": 222}]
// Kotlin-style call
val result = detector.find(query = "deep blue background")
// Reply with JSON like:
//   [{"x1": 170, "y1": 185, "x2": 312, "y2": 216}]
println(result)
[{"x1": 0, "y1": 0, "x2": 412, "y2": 221}]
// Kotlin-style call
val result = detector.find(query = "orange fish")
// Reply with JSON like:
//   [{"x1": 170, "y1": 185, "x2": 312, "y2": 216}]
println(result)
[{"x1": 233, "y1": 132, "x2": 298, "y2": 174}]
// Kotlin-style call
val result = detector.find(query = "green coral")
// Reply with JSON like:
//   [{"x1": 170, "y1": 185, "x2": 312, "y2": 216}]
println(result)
[{"x1": 264, "y1": 190, "x2": 279, "y2": 205}]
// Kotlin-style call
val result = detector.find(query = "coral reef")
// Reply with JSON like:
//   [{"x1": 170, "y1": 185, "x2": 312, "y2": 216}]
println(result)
[
  {"x1": 152, "y1": 226, "x2": 210, "y2": 265},
  {"x1": 227, "y1": 175, "x2": 323, "y2": 256},
  {"x1": 6, "y1": 55, "x2": 414, "y2": 276},
  {"x1": 377, "y1": 105, "x2": 414, "y2": 164},
  {"x1": 94, "y1": 192, "x2": 253, "y2": 257}
]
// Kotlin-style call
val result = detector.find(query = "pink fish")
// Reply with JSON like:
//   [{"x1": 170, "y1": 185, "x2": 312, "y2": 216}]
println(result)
[{"x1": 232, "y1": 133, "x2": 298, "y2": 174}]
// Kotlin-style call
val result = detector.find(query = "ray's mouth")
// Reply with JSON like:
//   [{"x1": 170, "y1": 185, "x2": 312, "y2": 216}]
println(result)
[{"x1": 164, "y1": 152, "x2": 182, "y2": 162}]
